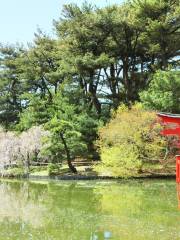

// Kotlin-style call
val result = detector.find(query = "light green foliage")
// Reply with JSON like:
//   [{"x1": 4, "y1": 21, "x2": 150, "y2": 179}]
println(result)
[
  {"x1": 95, "y1": 104, "x2": 167, "y2": 177},
  {"x1": 47, "y1": 163, "x2": 61, "y2": 176},
  {"x1": 3, "y1": 167, "x2": 25, "y2": 177},
  {"x1": 140, "y1": 70, "x2": 180, "y2": 113},
  {"x1": 99, "y1": 145, "x2": 141, "y2": 177}
]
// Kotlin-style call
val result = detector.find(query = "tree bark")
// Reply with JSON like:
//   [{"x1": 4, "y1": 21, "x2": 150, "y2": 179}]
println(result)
[
  {"x1": 60, "y1": 133, "x2": 77, "y2": 173},
  {"x1": 25, "y1": 152, "x2": 30, "y2": 176},
  {"x1": 123, "y1": 58, "x2": 131, "y2": 106},
  {"x1": 89, "y1": 82, "x2": 101, "y2": 115},
  {"x1": 109, "y1": 63, "x2": 119, "y2": 108}
]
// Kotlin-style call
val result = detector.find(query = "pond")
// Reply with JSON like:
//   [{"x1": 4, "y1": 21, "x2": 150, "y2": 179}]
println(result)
[{"x1": 0, "y1": 179, "x2": 179, "y2": 240}]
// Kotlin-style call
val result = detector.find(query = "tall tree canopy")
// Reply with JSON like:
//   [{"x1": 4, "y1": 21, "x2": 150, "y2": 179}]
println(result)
[{"x1": 0, "y1": 0, "x2": 179, "y2": 171}]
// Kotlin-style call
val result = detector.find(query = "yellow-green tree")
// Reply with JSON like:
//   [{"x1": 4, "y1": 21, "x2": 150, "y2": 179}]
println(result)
[{"x1": 95, "y1": 104, "x2": 167, "y2": 177}]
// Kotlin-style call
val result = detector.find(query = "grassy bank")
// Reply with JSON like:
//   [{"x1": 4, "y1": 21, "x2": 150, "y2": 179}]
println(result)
[{"x1": 0, "y1": 161, "x2": 176, "y2": 179}]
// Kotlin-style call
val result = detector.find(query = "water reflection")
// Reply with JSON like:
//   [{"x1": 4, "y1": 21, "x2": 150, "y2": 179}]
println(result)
[
  {"x1": 0, "y1": 181, "x2": 47, "y2": 227},
  {"x1": 0, "y1": 180, "x2": 179, "y2": 240},
  {"x1": 90, "y1": 231, "x2": 112, "y2": 240}
]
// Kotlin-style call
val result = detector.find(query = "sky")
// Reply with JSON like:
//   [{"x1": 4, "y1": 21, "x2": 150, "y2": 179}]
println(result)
[{"x1": 0, "y1": 0, "x2": 123, "y2": 45}]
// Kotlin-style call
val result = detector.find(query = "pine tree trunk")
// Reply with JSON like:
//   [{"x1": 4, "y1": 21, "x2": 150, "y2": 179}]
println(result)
[
  {"x1": 123, "y1": 58, "x2": 131, "y2": 106},
  {"x1": 60, "y1": 133, "x2": 77, "y2": 173}
]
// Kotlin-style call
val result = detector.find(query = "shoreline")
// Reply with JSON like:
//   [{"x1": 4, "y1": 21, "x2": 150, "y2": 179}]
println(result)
[{"x1": 0, "y1": 173, "x2": 175, "y2": 181}]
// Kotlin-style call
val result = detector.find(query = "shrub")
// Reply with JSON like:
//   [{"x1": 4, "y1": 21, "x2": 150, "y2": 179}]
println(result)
[
  {"x1": 47, "y1": 163, "x2": 61, "y2": 176},
  {"x1": 2, "y1": 167, "x2": 25, "y2": 178},
  {"x1": 95, "y1": 104, "x2": 167, "y2": 177}
]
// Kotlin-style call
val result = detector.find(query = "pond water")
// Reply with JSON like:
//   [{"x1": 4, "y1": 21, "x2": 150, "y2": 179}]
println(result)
[{"x1": 0, "y1": 179, "x2": 179, "y2": 240}]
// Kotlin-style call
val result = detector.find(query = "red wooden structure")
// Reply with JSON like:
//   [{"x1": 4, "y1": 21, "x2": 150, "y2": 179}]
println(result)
[
  {"x1": 177, "y1": 155, "x2": 180, "y2": 183},
  {"x1": 157, "y1": 113, "x2": 180, "y2": 183}
]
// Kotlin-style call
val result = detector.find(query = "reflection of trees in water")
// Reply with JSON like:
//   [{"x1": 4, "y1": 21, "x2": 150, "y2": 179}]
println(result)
[
  {"x1": 0, "y1": 181, "x2": 50, "y2": 240},
  {"x1": 42, "y1": 182, "x2": 103, "y2": 239},
  {"x1": 0, "y1": 181, "x2": 103, "y2": 240},
  {"x1": 0, "y1": 181, "x2": 47, "y2": 227},
  {"x1": 0, "y1": 180, "x2": 179, "y2": 240},
  {"x1": 94, "y1": 181, "x2": 180, "y2": 240}
]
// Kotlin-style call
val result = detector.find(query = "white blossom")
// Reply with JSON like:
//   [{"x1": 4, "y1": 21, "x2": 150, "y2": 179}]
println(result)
[{"x1": 0, "y1": 126, "x2": 48, "y2": 170}]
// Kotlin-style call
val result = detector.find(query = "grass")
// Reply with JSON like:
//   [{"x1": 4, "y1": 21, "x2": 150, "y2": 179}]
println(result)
[
  {"x1": 0, "y1": 161, "x2": 175, "y2": 179},
  {"x1": 30, "y1": 170, "x2": 48, "y2": 176}
]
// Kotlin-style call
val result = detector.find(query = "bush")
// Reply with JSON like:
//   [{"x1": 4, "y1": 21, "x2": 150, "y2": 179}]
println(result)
[
  {"x1": 2, "y1": 167, "x2": 25, "y2": 178},
  {"x1": 96, "y1": 145, "x2": 141, "y2": 177},
  {"x1": 95, "y1": 104, "x2": 167, "y2": 177},
  {"x1": 47, "y1": 163, "x2": 61, "y2": 176}
]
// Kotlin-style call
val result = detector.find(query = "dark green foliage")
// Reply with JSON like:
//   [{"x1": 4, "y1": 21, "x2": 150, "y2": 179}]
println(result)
[
  {"x1": 0, "y1": 45, "x2": 25, "y2": 129},
  {"x1": 16, "y1": 94, "x2": 51, "y2": 131},
  {"x1": 41, "y1": 93, "x2": 88, "y2": 172},
  {"x1": 54, "y1": 0, "x2": 180, "y2": 110},
  {"x1": 140, "y1": 70, "x2": 180, "y2": 113},
  {"x1": 0, "y1": 0, "x2": 179, "y2": 173},
  {"x1": 1, "y1": 1, "x2": 179, "y2": 127}
]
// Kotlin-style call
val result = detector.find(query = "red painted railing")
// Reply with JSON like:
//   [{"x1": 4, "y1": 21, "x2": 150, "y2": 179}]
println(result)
[
  {"x1": 157, "y1": 113, "x2": 180, "y2": 183},
  {"x1": 176, "y1": 156, "x2": 180, "y2": 183}
]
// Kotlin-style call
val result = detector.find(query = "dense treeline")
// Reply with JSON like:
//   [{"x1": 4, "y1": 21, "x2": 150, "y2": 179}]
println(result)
[{"x1": 0, "y1": 0, "x2": 179, "y2": 174}]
